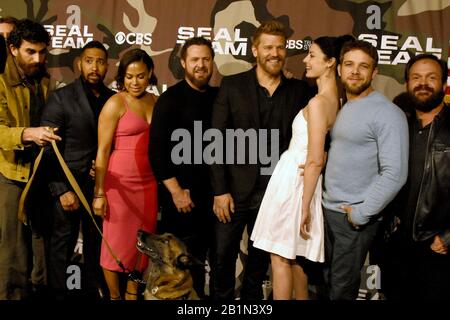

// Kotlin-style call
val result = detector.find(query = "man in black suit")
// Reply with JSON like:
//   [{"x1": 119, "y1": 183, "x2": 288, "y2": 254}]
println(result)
[
  {"x1": 210, "y1": 20, "x2": 311, "y2": 300},
  {"x1": 40, "y1": 41, "x2": 114, "y2": 300}
]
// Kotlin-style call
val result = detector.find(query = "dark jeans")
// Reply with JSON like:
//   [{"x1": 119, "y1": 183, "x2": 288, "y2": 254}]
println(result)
[
  {"x1": 45, "y1": 179, "x2": 104, "y2": 299},
  {"x1": 0, "y1": 173, "x2": 46, "y2": 300},
  {"x1": 158, "y1": 187, "x2": 214, "y2": 299},
  {"x1": 381, "y1": 234, "x2": 450, "y2": 300},
  {"x1": 323, "y1": 207, "x2": 380, "y2": 300},
  {"x1": 211, "y1": 185, "x2": 270, "y2": 300}
]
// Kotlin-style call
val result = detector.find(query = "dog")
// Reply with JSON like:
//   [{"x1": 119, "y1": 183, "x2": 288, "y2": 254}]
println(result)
[{"x1": 136, "y1": 230, "x2": 201, "y2": 300}]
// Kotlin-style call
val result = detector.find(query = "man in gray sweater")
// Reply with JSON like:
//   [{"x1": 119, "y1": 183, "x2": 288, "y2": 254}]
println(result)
[{"x1": 322, "y1": 40, "x2": 409, "y2": 300}]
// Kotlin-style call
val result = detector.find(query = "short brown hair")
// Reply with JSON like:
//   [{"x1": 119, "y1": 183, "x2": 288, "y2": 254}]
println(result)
[
  {"x1": 252, "y1": 20, "x2": 288, "y2": 47},
  {"x1": 340, "y1": 40, "x2": 378, "y2": 68},
  {"x1": 180, "y1": 36, "x2": 214, "y2": 61}
]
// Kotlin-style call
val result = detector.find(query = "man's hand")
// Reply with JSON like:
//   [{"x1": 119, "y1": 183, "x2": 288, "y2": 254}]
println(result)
[
  {"x1": 59, "y1": 191, "x2": 80, "y2": 212},
  {"x1": 89, "y1": 160, "x2": 95, "y2": 180},
  {"x1": 22, "y1": 126, "x2": 61, "y2": 146},
  {"x1": 171, "y1": 188, "x2": 195, "y2": 213},
  {"x1": 213, "y1": 193, "x2": 234, "y2": 223},
  {"x1": 430, "y1": 235, "x2": 448, "y2": 255},
  {"x1": 341, "y1": 204, "x2": 360, "y2": 230}
]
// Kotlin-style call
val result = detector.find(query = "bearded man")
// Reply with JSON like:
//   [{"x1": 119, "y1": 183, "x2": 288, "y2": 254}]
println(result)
[
  {"x1": 381, "y1": 54, "x2": 450, "y2": 300},
  {"x1": 149, "y1": 37, "x2": 218, "y2": 299},
  {"x1": 322, "y1": 40, "x2": 409, "y2": 300},
  {"x1": 0, "y1": 19, "x2": 60, "y2": 300},
  {"x1": 209, "y1": 21, "x2": 311, "y2": 300},
  {"x1": 40, "y1": 40, "x2": 113, "y2": 300}
]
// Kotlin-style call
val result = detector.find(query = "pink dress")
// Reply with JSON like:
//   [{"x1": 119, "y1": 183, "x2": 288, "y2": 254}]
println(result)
[{"x1": 100, "y1": 95, "x2": 158, "y2": 272}]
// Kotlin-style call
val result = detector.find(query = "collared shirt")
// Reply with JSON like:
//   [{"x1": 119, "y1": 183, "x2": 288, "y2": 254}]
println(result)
[
  {"x1": 254, "y1": 70, "x2": 287, "y2": 186},
  {"x1": 255, "y1": 74, "x2": 286, "y2": 131},
  {"x1": 81, "y1": 78, "x2": 112, "y2": 120}
]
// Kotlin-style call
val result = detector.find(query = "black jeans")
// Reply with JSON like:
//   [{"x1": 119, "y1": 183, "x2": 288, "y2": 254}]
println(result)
[
  {"x1": 211, "y1": 185, "x2": 270, "y2": 300},
  {"x1": 158, "y1": 187, "x2": 214, "y2": 299},
  {"x1": 323, "y1": 208, "x2": 380, "y2": 300},
  {"x1": 381, "y1": 235, "x2": 450, "y2": 300},
  {"x1": 45, "y1": 179, "x2": 104, "y2": 299},
  {"x1": 0, "y1": 173, "x2": 46, "y2": 300}
]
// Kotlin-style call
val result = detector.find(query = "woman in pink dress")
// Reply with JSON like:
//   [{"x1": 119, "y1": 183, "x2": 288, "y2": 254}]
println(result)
[{"x1": 93, "y1": 49, "x2": 158, "y2": 300}]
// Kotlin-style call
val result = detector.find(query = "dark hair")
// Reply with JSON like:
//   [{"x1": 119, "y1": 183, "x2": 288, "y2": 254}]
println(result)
[
  {"x1": 7, "y1": 19, "x2": 50, "y2": 49},
  {"x1": 180, "y1": 37, "x2": 214, "y2": 61},
  {"x1": 252, "y1": 20, "x2": 288, "y2": 47},
  {"x1": 404, "y1": 53, "x2": 447, "y2": 84},
  {"x1": 314, "y1": 35, "x2": 354, "y2": 66},
  {"x1": 340, "y1": 39, "x2": 378, "y2": 68},
  {"x1": 80, "y1": 40, "x2": 108, "y2": 59},
  {"x1": 115, "y1": 48, "x2": 157, "y2": 91},
  {"x1": 0, "y1": 16, "x2": 18, "y2": 28}
]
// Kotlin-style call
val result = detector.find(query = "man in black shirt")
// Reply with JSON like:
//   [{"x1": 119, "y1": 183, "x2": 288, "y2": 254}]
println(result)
[
  {"x1": 40, "y1": 41, "x2": 114, "y2": 300},
  {"x1": 150, "y1": 37, "x2": 218, "y2": 299},
  {"x1": 210, "y1": 21, "x2": 311, "y2": 300},
  {"x1": 382, "y1": 54, "x2": 450, "y2": 300}
]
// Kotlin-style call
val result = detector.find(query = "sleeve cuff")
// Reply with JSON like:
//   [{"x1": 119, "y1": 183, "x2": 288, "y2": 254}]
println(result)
[
  {"x1": 440, "y1": 230, "x2": 450, "y2": 248},
  {"x1": 48, "y1": 182, "x2": 70, "y2": 198},
  {"x1": 12, "y1": 127, "x2": 26, "y2": 150},
  {"x1": 350, "y1": 207, "x2": 370, "y2": 226}
]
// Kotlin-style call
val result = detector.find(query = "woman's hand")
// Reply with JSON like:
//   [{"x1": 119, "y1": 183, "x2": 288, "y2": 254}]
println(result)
[
  {"x1": 300, "y1": 207, "x2": 311, "y2": 240},
  {"x1": 92, "y1": 196, "x2": 108, "y2": 218}
]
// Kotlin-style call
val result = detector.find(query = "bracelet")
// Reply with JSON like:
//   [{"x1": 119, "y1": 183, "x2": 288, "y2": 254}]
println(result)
[{"x1": 93, "y1": 194, "x2": 105, "y2": 199}]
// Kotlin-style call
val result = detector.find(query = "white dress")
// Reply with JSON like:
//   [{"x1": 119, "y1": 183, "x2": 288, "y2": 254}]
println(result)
[{"x1": 251, "y1": 109, "x2": 325, "y2": 262}]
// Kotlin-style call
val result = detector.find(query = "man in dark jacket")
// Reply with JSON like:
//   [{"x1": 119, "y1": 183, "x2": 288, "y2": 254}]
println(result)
[
  {"x1": 382, "y1": 54, "x2": 450, "y2": 300},
  {"x1": 40, "y1": 41, "x2": 113, "y2": 300},
  {"x1": 210, "y1": 21, "x2": 311, "y2": 300}
]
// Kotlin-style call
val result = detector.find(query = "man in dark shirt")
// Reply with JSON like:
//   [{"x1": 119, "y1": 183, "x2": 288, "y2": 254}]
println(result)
[
  {"x1": 382, "y1": 54, "x2": 450, "y2": 300},
  {"x1": 150, "y1": 37, "x2": 218, "y2": 299},
  {"x1": 209, "y1": 21, "x2": 311, "y2": 300},
  {"x1": 40, "y1": 41, "x2": 114, "y2": 300}
]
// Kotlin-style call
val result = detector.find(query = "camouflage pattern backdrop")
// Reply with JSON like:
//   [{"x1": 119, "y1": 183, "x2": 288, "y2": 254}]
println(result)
[{"x1": 1, "y1": 0, "x2": 449, "y2": 101}]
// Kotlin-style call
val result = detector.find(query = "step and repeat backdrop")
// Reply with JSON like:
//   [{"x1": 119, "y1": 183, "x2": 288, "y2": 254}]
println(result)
[
  {"x1": 1, "y1": 0, "x2": 449, "y2": 300},
  {"x1": 1, "y1": 0, "x2": 449, "y2": 101}
]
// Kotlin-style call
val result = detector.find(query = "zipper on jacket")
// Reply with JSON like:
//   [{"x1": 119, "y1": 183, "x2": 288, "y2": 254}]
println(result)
[{"x1": 412, "y1": 119, "x2": 434, "y2": 241}]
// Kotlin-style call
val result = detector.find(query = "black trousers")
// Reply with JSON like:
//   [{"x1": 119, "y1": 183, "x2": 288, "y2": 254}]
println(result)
[
  {"x1": 211, "y1": 185, "x2": 270, "y2": 300},
  {"x1": 381, "y1": 235, "x2": 450, "y2": 300},
  {"x1": 45, "y1": 179, "x2": 104, "y2": 299},
  {"x1": 158, "y1": 186, "x2": 214, "y2": 299},
  {"x1": 323, "y1": 208, "x2": 380, "y2": 300},
  {"x1": 0, "y1": 173, "x2": 47, "y2": 300}
]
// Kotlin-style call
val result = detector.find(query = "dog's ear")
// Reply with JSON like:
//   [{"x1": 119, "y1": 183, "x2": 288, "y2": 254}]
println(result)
[{"x1": 176, "y1": 254, "x2": 204, "y2": 270}]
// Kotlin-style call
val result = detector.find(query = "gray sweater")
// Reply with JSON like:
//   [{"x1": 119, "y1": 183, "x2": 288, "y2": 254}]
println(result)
[{"x1": 322, "y1": 91, "x2": 409, "y2": 225}]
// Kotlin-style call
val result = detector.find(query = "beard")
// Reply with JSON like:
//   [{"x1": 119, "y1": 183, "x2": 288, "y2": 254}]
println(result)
[
  {"x1": 257, "y1": 55, "x2": 285, "y2": 77},
  {"x1": 16, "y1": 57, "x2": 46, "y2": 79},
  {"x1": 408, "y1": 85, "x2": 445, "y2": 112},
  {"x1": 342, "y1": 77, "x2": 372, "y2": 96},
  {"x1": 185, "y1": 67, "x2": 211, "y2": 90}
]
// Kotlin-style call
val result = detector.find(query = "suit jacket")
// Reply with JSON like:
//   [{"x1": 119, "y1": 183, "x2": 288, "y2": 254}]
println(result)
[
  {"x1": 210, "y1": 67, "x2": 311, "y2": 204},
  {"x1": 40, "y1": 77, "x2": 113, "y2": 197}
]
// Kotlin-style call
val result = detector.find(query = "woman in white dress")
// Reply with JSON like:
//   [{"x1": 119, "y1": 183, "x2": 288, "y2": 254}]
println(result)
[{"x1": 251, "y1": 36, "x2": 351, "y2": 299}]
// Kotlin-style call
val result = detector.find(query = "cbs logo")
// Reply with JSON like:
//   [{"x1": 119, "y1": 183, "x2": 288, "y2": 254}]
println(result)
[{"x1": 115, "y1": 32, "x2": 152, "y2": 45}]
